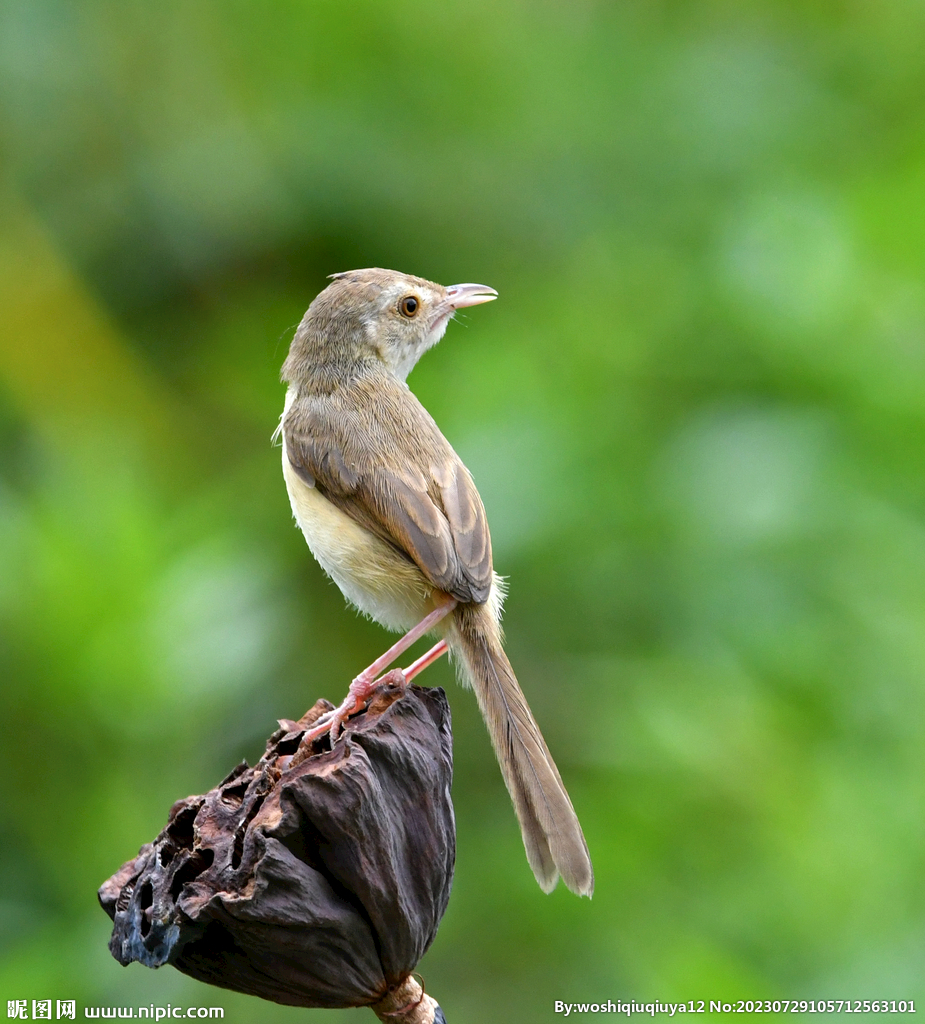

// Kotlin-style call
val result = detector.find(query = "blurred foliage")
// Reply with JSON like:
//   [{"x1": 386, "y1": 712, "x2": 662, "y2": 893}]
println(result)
[{"x1": 2, "y1": 0, "x2": 925, "y2": 1020}]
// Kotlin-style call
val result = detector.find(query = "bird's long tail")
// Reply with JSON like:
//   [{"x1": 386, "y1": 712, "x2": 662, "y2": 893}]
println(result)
[{"x1": 447, "y1": 603, "x2": 594, "y2": 897}]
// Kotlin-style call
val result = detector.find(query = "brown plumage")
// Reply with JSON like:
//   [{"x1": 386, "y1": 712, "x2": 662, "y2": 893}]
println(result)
[{"x1": 278, "y1": 268, "x2": 593, "y2": 896}]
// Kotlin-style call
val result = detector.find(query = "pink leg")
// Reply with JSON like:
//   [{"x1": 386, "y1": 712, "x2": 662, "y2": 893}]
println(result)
[
  {"x1": 302, "y1": 600, "x2": 456, "y2": 744},
  {"x1": 403, "y1": 639, "x2": 448, "y2": 682},
  {"x1": 352, "y1": 601, "x2": 455, "y2": 688}
]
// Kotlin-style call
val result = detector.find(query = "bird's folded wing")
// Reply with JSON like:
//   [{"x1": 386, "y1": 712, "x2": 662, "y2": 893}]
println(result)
[{"x1": 283, "y1": 382, "x2": 493, "y2": 605}]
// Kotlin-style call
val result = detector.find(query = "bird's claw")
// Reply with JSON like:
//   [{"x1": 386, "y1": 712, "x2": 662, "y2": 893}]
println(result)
[{"x1": 299, "y1": 668, "x2": 409, "y2": 748}]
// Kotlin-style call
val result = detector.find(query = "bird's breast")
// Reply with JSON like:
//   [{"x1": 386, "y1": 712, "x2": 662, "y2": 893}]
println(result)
[{"x1": 281, "y1": 445, "x2": 434, "y2": 633}]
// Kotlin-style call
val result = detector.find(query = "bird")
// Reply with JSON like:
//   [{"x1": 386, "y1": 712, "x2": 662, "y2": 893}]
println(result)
[{"x1": 276, "y1": 268, "x2": 593, "y2": 897}]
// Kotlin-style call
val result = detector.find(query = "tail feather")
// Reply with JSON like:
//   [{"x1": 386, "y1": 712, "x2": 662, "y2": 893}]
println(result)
[{"x1": 449, "y1": 604, "x2": 594, "y2": 897}]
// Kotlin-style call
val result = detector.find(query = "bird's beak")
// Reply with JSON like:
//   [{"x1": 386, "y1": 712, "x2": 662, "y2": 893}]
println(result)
[{"x1": 446, "y1": 283, "x2": 498, "y2": 309}]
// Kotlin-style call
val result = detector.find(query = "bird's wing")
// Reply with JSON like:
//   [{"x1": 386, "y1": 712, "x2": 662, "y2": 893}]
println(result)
[{"x1": 283, "y1": 377, "x2": 493, "y2": 605}]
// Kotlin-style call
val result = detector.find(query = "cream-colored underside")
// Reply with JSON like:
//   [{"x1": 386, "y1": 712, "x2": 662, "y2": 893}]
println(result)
[{"x1": 282, "y1": 450, "x2": 436, "y2": 632}]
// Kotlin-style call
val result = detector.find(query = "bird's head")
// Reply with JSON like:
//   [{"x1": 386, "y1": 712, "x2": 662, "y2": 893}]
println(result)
[{"x1": 283, "y1": 268, "x2": 497, "y2": 386}]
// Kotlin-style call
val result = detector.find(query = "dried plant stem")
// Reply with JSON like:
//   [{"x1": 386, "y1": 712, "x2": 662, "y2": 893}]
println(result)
[{"x1": 370, "y1": 975, "x2": 440, "y2": 1024}]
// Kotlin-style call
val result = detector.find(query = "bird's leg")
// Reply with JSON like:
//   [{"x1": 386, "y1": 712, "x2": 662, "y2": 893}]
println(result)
[
  {"x1": 403, "y1": 639, "x2": 449, "y2": 682},
  {"x1": 302, "y1": 599, "x2": 456, "y2": 744}
]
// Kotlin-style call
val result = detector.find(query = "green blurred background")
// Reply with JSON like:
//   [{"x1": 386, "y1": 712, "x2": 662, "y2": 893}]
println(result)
[{"x1": 2, "y1": 0, "x2": 924, "y2": 1020}]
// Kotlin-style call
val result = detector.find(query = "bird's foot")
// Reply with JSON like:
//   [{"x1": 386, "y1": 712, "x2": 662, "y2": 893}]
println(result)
[
  {"x1": 295, "y1": 633, "x2": 452, "y2": 756},
  {"x1": 300, "y1": 667, "x2": 408, "y2": 746}
]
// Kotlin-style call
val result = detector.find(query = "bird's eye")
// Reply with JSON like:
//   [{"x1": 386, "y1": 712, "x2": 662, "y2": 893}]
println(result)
[{"x1": 399, "y1": 295, "x2": 419, "y2": 318}]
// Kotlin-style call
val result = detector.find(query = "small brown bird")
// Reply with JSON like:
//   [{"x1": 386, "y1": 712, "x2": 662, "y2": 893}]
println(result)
[{"x1": 277, "y1": 268, "x2": 593, "y2": 897}]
